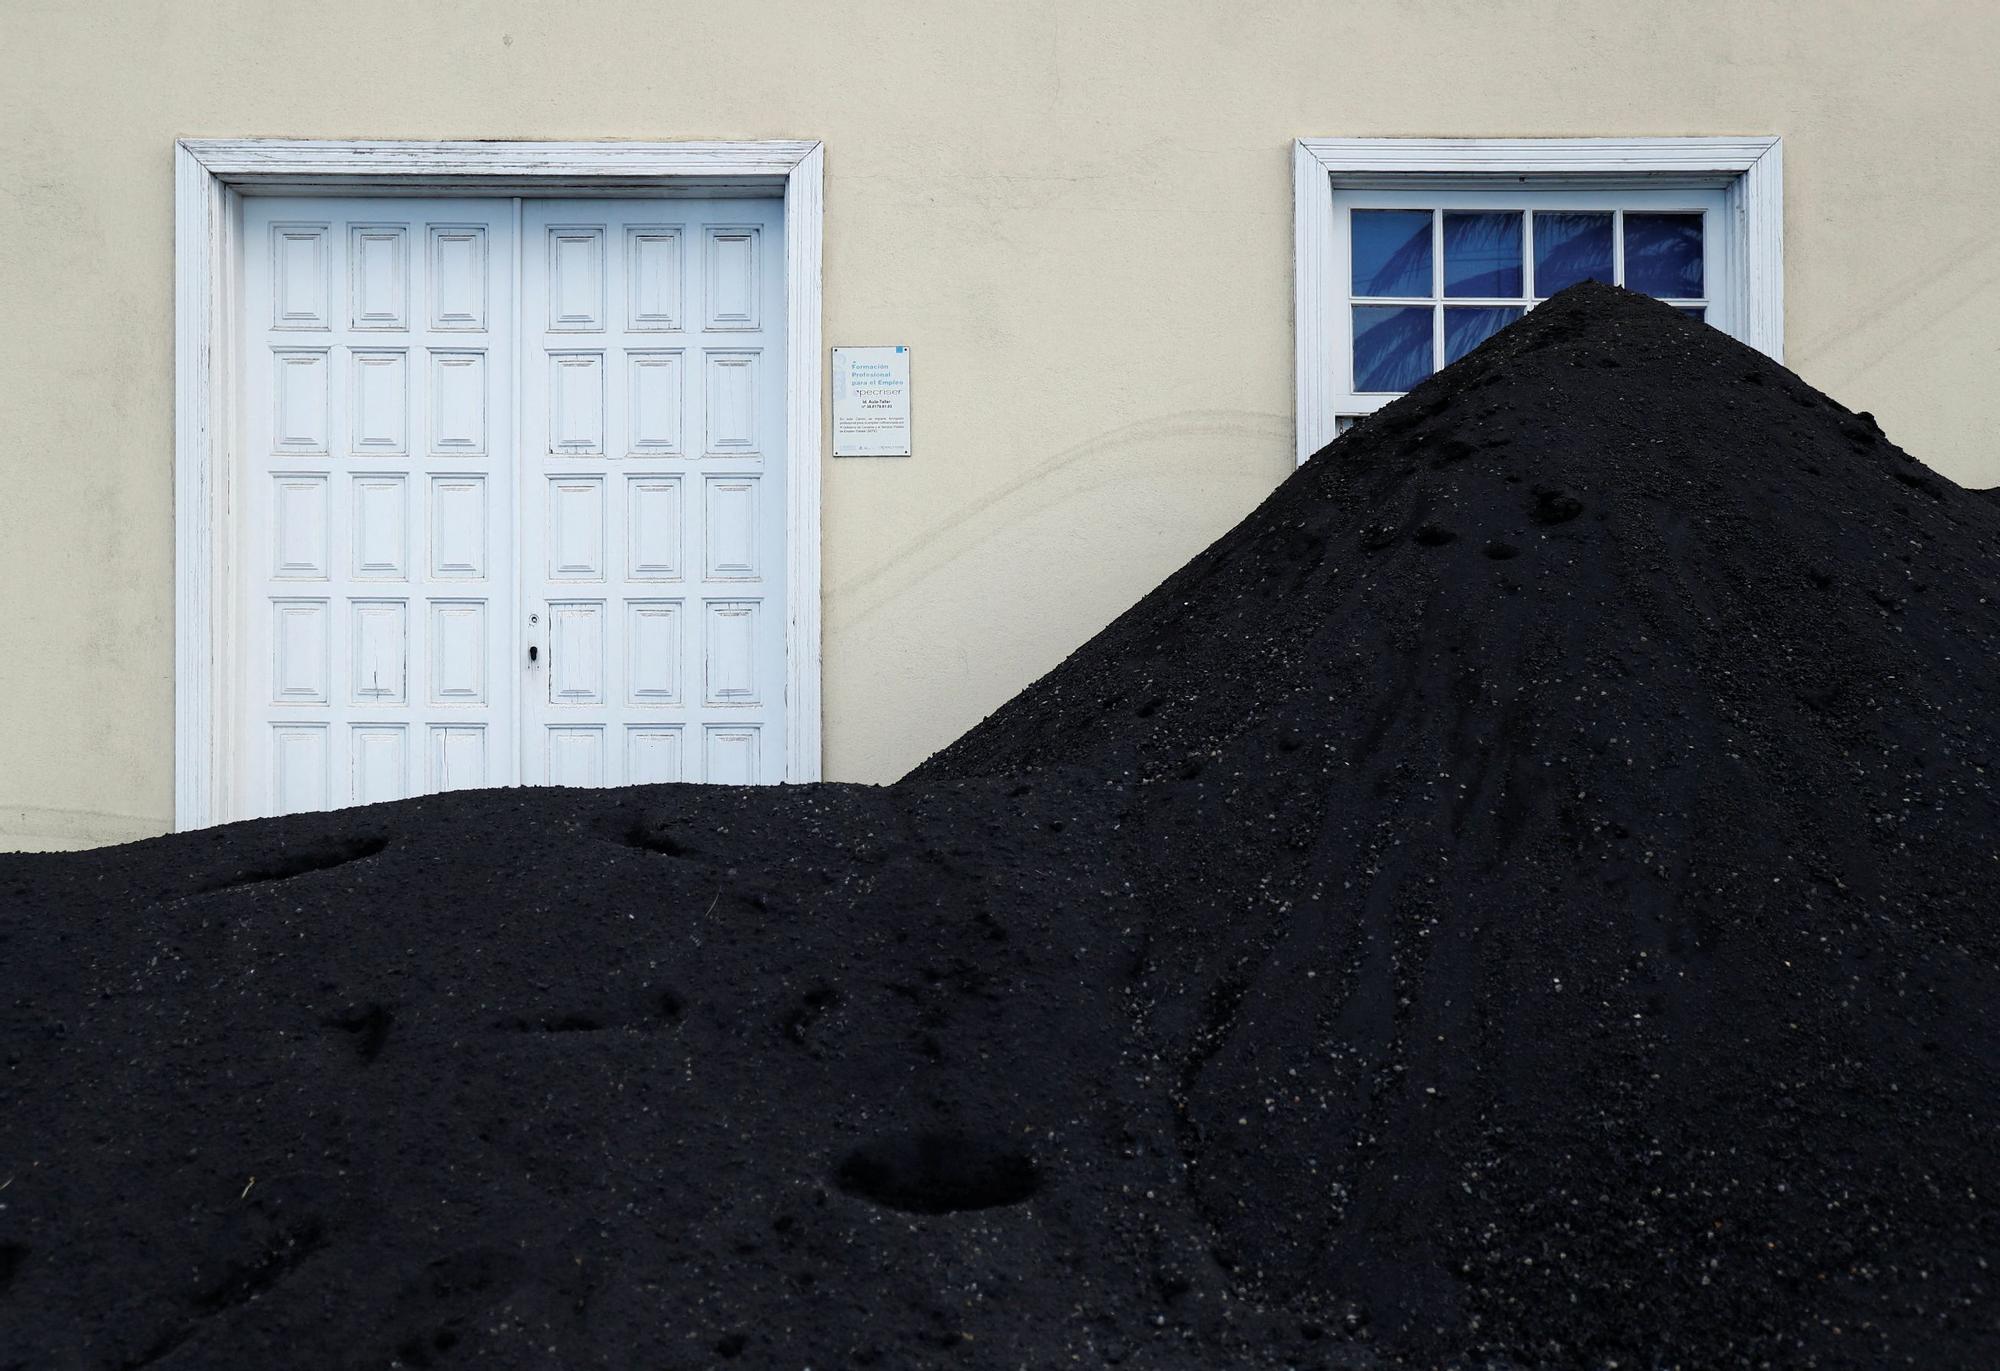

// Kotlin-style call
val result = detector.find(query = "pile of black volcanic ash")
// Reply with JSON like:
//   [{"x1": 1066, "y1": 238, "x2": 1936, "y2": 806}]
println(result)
[
  {"x1": 922, "y1": 282, "x2": 2000, "y2": 1368},
  {"x1": 3, "y1": 284, "x2": 1997, "y2": 1370}
]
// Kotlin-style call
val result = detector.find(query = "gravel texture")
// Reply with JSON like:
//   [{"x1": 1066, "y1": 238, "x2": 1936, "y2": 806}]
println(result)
[{"x1": 3, "y1": 285, "x2": 1997, "y2": 1369}]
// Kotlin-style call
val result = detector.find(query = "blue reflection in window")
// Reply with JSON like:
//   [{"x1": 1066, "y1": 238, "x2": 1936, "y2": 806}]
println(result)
[
  {"x1": 1353, "y1": 305, "x2": 1434, "y2": 392},
  {"x1": 1444, "y1": 306, "x2": 1525, "y2": 365},
  {"x1": 1443, "y1": 212, "x2": 1523, "y2": 298},
  {"x1": 1533, "y1": 212, "x2": 1614, "y2": 296},
  {"x1": 1351, "y1": 210, "x2": 1433, "y2": 298},
  {"x1": 1625, "y1": 213, "x2": 1704, "y2": 298}
]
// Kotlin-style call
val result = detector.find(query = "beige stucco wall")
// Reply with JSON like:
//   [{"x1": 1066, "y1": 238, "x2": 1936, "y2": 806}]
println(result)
[{"x1": 2, "y1": 0, "x2": 1996, "y2": 850}]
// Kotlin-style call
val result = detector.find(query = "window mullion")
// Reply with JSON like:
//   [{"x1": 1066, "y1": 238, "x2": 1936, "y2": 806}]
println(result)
[
  {"x1": 1431, "y1": 209, "x2": 1444, "y2": 373},
  {"x1": 1524, "y1": 207, "x2": 1536, "y2": 302}
]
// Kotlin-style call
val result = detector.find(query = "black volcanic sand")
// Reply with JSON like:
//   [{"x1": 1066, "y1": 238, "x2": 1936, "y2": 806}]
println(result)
[{"x1": 5, "y1": 286, "x2": 1999, "y2": 1369}]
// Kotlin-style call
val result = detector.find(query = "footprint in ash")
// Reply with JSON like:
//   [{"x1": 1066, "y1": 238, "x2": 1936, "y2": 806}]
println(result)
[{"x1": 833, "y1": 1131, "x2": 1039, "y2": 1214}]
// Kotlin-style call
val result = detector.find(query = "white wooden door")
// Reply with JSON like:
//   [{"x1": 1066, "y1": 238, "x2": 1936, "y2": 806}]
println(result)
[
  {"x1": 239, "y1": 194, "x2": 787, "y2": 817},
  {"x1": 242, "y1": 197, "x2": 518, "y2": 816},
  {"x1": 519, "y1": 199, "x2": 788, "y2": 786}
]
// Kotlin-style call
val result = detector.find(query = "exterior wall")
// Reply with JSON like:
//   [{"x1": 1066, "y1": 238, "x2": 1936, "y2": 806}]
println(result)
[{"x1": 2, "y1": 0, "x2": 1997, "y2": 849}]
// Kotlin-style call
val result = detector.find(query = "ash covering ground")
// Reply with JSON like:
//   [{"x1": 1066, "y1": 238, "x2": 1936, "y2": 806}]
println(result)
[{"x1": 3, "y1": 286, "x2": 1998, "y2": 1369}]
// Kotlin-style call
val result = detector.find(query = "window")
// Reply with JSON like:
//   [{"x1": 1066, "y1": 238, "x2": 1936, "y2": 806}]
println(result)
[
  {"x1": 1293, "y1": 138, "x2": 1784, "y2": 461},
  {"x1": 1334, "y1": 188, "x2": 1722, "y2": 431}
]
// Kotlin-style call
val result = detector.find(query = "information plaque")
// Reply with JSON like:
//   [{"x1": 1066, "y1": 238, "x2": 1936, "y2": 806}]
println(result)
[{"x1": 832, "y1": 346, "x2": 911, "y2": 457}]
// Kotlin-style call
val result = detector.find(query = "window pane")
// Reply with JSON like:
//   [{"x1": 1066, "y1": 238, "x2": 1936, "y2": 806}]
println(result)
[
  {"x1": 1353, "y1": 305, "x2": 1434, "y2": 392},
  {"x1": 1351, "y1": 210, "x2": 1433, "y2": 298},
  {"x1": 1443, "y1": 212, "x2": 1523, "y2": 298},
  {"x1": 1444, "y1": 305, "x2": 1524, "y2": 364},
  {"x1": 1533, "y1": 212, "x2": 1614, "y2": 297},
  {"x1": 1625, "y1": 213, "x2": 1704, "y2": 298}
]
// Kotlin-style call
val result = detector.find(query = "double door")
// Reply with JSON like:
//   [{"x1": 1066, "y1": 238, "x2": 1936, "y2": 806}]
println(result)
[{"x1": 241, "y1": 194, "x2": 786, "y2": 815}]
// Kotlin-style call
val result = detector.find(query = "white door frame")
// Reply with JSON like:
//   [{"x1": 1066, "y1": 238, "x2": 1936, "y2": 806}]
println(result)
[
  {"x1": 175, "y1": 139, "x2": 825, "y2": 829},
  {"x1": 1293, "y1": 136, "x2": 1783, "y2": 465}
]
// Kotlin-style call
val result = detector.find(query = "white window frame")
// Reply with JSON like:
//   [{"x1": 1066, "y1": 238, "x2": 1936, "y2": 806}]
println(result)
[
  {"x1": 1293, "y1": 137, "x2": 1783, "y2": 465},
  {"x1": 175, "y1": 139, "x2": 825, "y2": 830}
]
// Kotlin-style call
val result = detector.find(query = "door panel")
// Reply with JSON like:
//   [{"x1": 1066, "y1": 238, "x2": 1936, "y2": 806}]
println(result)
[
  {"x1": 519, "y1": 198, "x2": 787, "y2": 785},
  {"x1": 240, "y1": 193, "x2": 786, "y2": 816},
  {"x1": 242, "y1": 197, "x2": 517, "y2": 816}
]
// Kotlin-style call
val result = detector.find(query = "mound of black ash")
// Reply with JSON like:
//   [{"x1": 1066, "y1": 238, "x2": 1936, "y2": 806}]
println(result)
[
  {"x1": 4, "y1": 285, "x2": 1997, "y2": 1369},
  {"x1": 922, "y1": 283, "x2": 2000, "y2": 1366}
]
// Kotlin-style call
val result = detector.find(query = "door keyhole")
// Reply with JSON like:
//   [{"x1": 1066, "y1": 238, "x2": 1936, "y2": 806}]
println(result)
[{"x1": 528, "y1": 645, "x2": 539, "y2": 663}]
